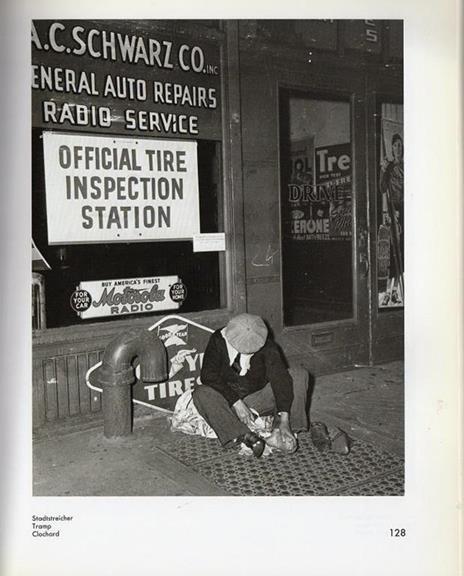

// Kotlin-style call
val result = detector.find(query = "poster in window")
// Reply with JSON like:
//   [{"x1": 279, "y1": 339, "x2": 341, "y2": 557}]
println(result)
[
  {"x1": 314, "y1": 143, "x2": 352, "y2": 241},
  {"x1": 378, "y1": 106, "x2": 404, "y2": 308},
  {"x1": 284, "y1": 140, "x2": 352, "y2": 242}
]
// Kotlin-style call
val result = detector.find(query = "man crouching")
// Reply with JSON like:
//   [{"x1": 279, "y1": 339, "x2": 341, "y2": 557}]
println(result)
[{"x1": 192, "y1": 313, "x2": 309, "y2": 458}]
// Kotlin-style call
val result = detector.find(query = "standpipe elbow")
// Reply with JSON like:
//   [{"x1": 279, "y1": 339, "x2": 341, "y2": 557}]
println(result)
[
  {"x1": 96, "y1": 328, "x2": 168, "y2": 439},
  {"x1": 96, "y1": 328, "x2": 168, "y2": 388}
]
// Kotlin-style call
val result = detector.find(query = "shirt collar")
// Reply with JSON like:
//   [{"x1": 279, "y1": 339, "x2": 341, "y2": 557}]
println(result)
[{"x1": 221, "y1": 328, "x2": 253, "y2": 375}]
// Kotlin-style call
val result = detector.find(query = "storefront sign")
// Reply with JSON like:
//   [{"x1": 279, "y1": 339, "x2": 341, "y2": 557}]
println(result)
[
  {"x1": 32, "y1": 20, "x2": 221, "y2": 139},
  {"x1": 72, "y1": 275, "x2": 181, "y2": 319},
  {"x1": 86, "y1": 314, "x2": 214, "y2": 412},
  {"x1": 43, "y1": 132, "x2": 200, "y2": 243}
]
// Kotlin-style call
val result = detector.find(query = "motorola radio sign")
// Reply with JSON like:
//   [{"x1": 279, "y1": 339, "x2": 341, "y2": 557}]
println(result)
[
  {"x1": 43, "y1": 132, "x2": 200, "y2": 244},
  {"x1": 72, "y1": 275, "x2": 184, "y2": 319},
  {"x1": 86, "y1": 315, "x2": 214, "y2": 412}
]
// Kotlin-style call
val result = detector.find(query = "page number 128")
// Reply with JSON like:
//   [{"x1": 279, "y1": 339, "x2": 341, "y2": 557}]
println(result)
[{"x1": 390, "y1": 528, "x2": 406, "y2": 537}]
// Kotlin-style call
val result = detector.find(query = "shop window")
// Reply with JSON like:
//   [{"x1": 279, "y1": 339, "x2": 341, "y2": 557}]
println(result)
[
  {"x1": 279, "y1": 89, "x2": 353, "y2": 326},
  {"x1": 377, "y1": 103, "x2": 404, "y2": 310},
  {"x1": 32, "y1": 129, "x2": 225, "y2": 329}
]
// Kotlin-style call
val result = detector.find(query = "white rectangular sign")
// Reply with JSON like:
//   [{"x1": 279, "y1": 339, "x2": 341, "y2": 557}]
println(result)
[
  {"x1": 43, "y1": 133, "x2": 200, "y2": 243},
  {"x1": 193, "y1": 232, "x2": 226, "y2": 252},
  {"x1": 75, "y1": 275, "x2": 180, "y2": 319}
]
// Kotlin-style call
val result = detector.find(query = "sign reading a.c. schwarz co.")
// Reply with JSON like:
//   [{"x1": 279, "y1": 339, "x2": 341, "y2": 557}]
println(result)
[{"x1": 31, "y1": 20, "x2": 221, "y2": 140}]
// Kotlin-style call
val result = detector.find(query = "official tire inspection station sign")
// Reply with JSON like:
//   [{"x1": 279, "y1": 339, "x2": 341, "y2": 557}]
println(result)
[
  {"x1": 86, "y1": 315, "x2": 214, "y2": 412},
  {"x1": 71, "y1": 275, "x2": 184, "y2": 319},
  {"x1": 43, "y1": 132, "x2": 200, "y2": 244}
]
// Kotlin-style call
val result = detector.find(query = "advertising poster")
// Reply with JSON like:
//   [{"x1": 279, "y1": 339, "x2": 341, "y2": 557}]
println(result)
[
  {"x1": 286, "y1": 141, "x2": 352, "y2": 242},
  {"x1": 71, "y1": 275, "x2": 182, "y2": 319},
  {"x1": 285, "y1": 137, "x2": 316, "y2": 240},
  {"x1": 135, "y1": 315, "x2": 213, "y2": 411},
  {"x1": 43, "y1": 132, "x2": 200, "y2": 243},
  {"x1": 378, "y1": 107, "x2": 404, "y2": 308},
  {"x1": 314, "y1": 143, "x2": 352, "y2": 240}
]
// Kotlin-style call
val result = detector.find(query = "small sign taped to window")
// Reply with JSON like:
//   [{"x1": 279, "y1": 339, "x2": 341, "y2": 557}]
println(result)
[{"x1": 193, "y1": 232, "x2": 226, "y2": 252}]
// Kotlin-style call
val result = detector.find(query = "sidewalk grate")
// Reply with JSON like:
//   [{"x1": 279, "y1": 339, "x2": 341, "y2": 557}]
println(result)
[
  {"x1": 155, "y1": 431, "x2": 404, "y2": 497},
  {"x1": 335, "y1": 469, "x2": 404, "y2": 496}
]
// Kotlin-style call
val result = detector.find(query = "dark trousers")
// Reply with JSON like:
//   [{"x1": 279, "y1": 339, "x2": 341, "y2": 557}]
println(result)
[{"x1": 192, "y1": 367, "x2": 309, "y2": 446}]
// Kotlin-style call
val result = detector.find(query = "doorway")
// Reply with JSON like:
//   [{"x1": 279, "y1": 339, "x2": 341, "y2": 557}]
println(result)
[{"x1": 279, "y1": 90, "x2": 354, "y2": 327}]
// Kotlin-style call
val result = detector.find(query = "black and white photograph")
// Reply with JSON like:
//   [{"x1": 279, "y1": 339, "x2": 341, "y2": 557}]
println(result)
[
  {"x1": 31, "y1": 18, "x2": 405, "y2": 498},
  {"x1": 1, "y1": 1, "x2": 461, "y2": 575}
]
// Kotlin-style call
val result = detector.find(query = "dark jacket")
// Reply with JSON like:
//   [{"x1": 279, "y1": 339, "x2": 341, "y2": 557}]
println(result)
[{"x1": 200, "y1": 329, "x2": 293, "y2": 412}]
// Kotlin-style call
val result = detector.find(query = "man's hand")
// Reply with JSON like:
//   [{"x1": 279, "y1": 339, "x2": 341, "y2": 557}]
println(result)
[{"x1": 232, "y1": 399, "x2": 255, "y2": 427}]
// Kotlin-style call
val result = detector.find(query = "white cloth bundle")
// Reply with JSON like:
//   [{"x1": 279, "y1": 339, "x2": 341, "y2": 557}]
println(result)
[{"x1": 168, "y1": 389, "x2": 274, "y2": 440}]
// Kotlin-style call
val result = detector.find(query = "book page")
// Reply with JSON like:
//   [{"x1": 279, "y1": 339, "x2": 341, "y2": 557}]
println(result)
[{"x1": 0, "y1": 1, "x2": 462, "y2": 575}]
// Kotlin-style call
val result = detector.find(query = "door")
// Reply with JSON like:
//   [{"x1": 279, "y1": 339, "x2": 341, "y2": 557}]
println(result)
[{"x1": 279, "y1": 86, "x2": 370, "y2": 371}]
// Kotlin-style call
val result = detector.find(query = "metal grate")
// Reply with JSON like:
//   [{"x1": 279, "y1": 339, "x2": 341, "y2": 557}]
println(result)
[
  {"x1": 158, "y1": 431, "x2": 230, "y2": 466},
  {"x1": 336, "y1": 469, "x2": 404, "y2": 496},
  {"x1": 156, "y1": 431, "x2": 404, "y2": 497}
]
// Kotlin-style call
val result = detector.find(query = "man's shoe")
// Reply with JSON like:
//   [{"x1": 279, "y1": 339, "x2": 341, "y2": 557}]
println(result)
[
  {"x1": 330, "y1": 428, "x2": 351, "y2": 455},
  {"x1": 310, "y1": 422, "x2": 331, "y2": 452},
  {"x1": 239, "y1": 432, "x2": 265, "y2": 458}
]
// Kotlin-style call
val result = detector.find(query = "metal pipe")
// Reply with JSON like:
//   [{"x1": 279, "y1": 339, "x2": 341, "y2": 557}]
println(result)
[{"x1": 96, "y1": 328, "x2": 167, "y2": 438}]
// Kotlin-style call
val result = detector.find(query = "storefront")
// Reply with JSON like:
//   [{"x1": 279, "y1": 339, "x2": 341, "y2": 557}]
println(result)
[{"x1": 32, "y1": 19, "x2": 403, "y2": 427}]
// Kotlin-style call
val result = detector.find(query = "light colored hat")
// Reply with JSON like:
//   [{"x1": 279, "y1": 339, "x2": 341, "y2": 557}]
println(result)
[{"x1": 224, "y1": 313, "x2": 268, "y2": 354}]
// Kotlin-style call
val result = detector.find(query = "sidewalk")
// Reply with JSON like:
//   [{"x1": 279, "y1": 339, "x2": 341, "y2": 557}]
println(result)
[
  {"x1": 311, "y1": 360, "x2": 404, "y2": 457},
  {"x1": 33, "y1": 361, "x2": 404, "y2": 497}
]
